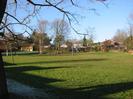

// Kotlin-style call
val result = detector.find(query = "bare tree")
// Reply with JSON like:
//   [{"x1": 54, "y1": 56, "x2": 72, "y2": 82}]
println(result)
[
  {"x1": 52, "y1": 19, "x2": 69, "y2": 53},
  {"x1": 124, "y1": 24, "x2": 133, "y2": 50},
  {"x1": 38, "y1": 20, "x2": 48, "y2": 54},
  {"x1": 113, "y1": 29, "x2": 127, "y2": 43},
  {"x1": 0, "y1": 0, "x2": 107, "y2": 98},
  {"x1": 0, "y1": 1, "x2": 8, "y2": 98}
]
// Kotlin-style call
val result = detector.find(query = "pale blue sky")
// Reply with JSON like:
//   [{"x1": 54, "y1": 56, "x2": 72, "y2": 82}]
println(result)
[{"x1": 11, "y1": 0, "x2": 133, "y2": 42}]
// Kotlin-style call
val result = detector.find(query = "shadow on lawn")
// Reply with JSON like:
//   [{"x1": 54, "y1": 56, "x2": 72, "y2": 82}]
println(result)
[
  {"x1": 7, "y1": 58, "x2": 108, "y2": 66},
  {"x1": 5, "y1": 62, "x2": 133, "y2": 99}
]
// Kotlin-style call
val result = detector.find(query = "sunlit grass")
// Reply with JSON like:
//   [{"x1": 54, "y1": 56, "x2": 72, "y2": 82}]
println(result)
[{"x1": 3, "y1": 52, "x2": 133, "y2": 99}]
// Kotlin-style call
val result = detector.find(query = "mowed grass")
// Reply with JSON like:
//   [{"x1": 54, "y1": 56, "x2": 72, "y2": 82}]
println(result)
[{"x1": 3, "y1": 52, "x2": 133, "y2": 99}]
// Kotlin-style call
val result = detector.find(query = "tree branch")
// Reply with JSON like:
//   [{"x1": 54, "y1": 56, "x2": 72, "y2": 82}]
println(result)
[{"x1": 26, "y1": 0, "x2": 51, "y2": 6}]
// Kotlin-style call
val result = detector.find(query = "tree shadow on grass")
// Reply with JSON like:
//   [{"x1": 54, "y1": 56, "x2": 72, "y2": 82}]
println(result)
[
  {"x1": 5, "y1": 65, "x2": 71, "y2": 89},
  {"x1": 6, "y1": 58, "x2": 108, "y2": 66},
  {"x1": 4, "y1": 62, "x2": 15, "y2": 66},
  {"x1": 60, "y1": 82, "x2": 133, "y2": 99},
  {"x1": 5, "y1": 63, "x2": 133, "y2": 99}
]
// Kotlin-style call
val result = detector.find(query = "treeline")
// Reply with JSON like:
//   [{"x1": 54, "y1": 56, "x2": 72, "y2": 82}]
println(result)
[
  {"x1": 2, "y1": 19, "x2": 95, "y2": 55},
  {"x1": 112, "y1": 24, "x2": 133, "y2": 50}
]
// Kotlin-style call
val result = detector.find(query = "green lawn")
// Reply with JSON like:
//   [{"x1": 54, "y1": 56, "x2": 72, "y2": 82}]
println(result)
[{"x1": 3, "y1": 52, "x2": 133, "y2": 99}]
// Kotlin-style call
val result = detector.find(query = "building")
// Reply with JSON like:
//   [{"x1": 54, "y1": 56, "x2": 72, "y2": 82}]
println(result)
[
  {"x1": 60, "y1": 44, "x2": 68, "y2": 48},
  {"x1": 101, "y1": 39, "x2": 125, "y2": 51},
  {"x1": 0, "y1": 39, "x2": 6, "y2": 52},
  {"x1": 21, "y1": 44, "x2": 33, "y2": 52}
]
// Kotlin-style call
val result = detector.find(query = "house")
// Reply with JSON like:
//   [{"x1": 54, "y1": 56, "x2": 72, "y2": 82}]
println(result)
[
  {"x1": 60, "y1": 44, "x2": 68, "y2": 48},
  {"x1": 101, "y1": 39, "x2": 125, "y2": 51},
  {"x1": 128, "y1": 50, "x2": 133, "y2": 55},
  {"x1": 0, "y1": 39, "x2": 6, "y2": 52},
  {"x1": 21, "y1": 44, "x2": 33, "y2": 52},
  {"x1": 71, "y1": 40, "x2": 87, "y2": 52},
  {"x1": 43, "y1": 45, "x2": 51, "y2": 49}
]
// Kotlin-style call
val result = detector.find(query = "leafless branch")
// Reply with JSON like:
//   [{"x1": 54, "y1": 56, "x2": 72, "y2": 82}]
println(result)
[
  {"x1": 4, "y1": 12, "x2": 21, "y2": 23},
  {"x1": 26, "y1": 0, "x2": 51, "y2": 6},
  {"x1": 0, "y1": 12, "x2": 33, "y2": 32},
  {"x1": 1, "y1": 0, "x2": 107, "y2": 37},
  {"x1": 1, "y1": 21, "x2": 16, "y2": 41}
]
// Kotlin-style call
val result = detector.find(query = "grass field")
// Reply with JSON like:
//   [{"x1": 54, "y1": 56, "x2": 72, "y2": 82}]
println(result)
[{"x1": 3, "y1": 52, "x2": 133, "y2": 99}]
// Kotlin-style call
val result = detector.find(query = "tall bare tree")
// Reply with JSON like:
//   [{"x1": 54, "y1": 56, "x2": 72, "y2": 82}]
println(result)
[
  {"x1": 124, "y1": 24, "x2": 133, "y2": 50},
  {"x1": 53, "y1": 19, "x2": 69, "y2": 52},
  {"x1": 38, "y1": 20, "x2": 48, "y2": 54},
  {"x1": 0, "y1": 1, "x2": 8, "y2": 98},
  {"x1": 0, "y1": 0, "x2": 107, "y2": 98},
  {"x1": 113, "y1": 29, "x2": 127, "y2": 43}
]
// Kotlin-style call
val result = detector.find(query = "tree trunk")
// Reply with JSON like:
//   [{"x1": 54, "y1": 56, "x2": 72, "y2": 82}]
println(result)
[
  {"x1": 0, "y1": 52, "x2": 8, "y2": 98},
  {"x1": 0, "y1": 0, "x2": 9, "y2": 98},
  {"x1": 0, "y1": 0, "x2": 7, "y2": 23},
  {"x1": 39, "y1": 39, "x2": 43, "y2": 54}
]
